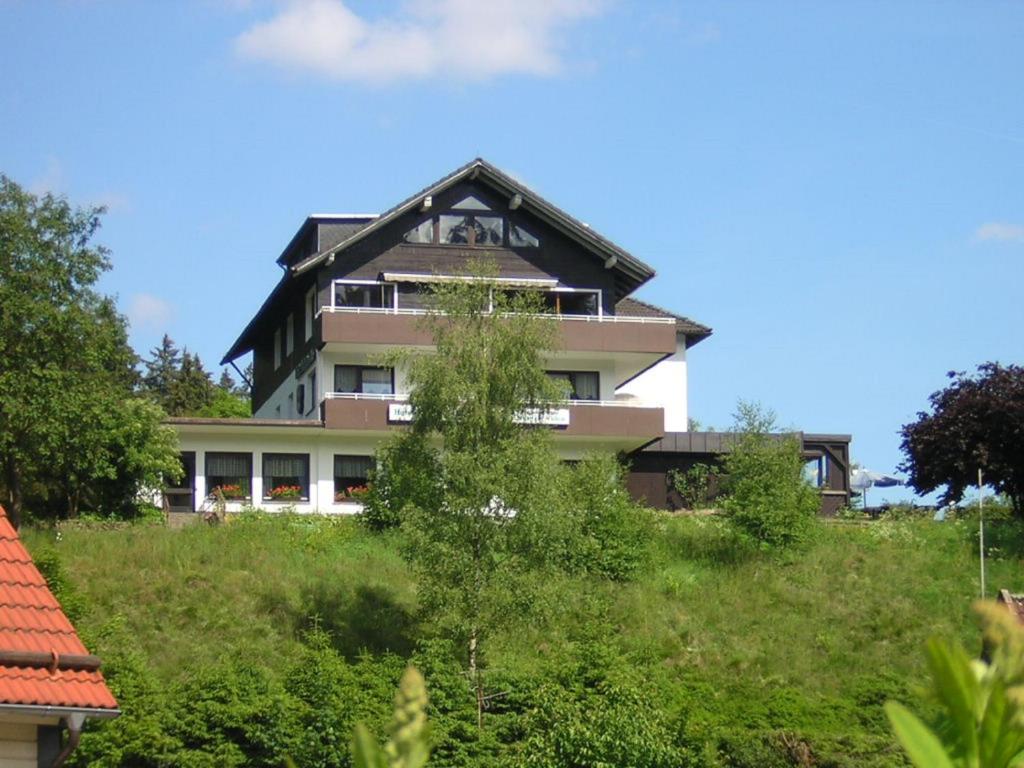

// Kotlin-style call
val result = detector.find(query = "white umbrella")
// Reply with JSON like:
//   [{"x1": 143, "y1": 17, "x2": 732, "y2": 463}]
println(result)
[{"x1": 850, "y1": 469, "x2": 902, "y2": 508}]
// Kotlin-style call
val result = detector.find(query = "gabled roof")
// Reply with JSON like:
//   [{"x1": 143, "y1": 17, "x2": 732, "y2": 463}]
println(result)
[
  {"x1": 290, "y1": 158, "x2": 656, "y2": 295},
  {"x1": 223, "y1": 158, "x2": 665, "y2": 364},
  {"x1": 616, "y1": 297, "x2": 712, "y2": 347},
  {"x1": 275, "y1": 214, "x2": 379, "y2": 267},
  {"x1": 0, "y1": 506, "x2": 118, "y2": 713}
]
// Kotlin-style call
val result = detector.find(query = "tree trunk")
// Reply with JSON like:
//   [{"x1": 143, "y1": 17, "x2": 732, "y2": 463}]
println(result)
[
  {"x1": 3, "y1": 456, "x2": 23, "y2": 529},
  {"x1": 469, "y1": 628, "x2": 482, "y2": 729}
]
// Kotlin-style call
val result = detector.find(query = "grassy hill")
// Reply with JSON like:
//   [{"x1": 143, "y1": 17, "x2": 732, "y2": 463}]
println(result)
[{"x1": 23, "y1": 512, "x2": 1021, "y2": 767}]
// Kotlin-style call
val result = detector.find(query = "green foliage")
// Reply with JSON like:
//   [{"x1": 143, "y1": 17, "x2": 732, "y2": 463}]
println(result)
[
  {"x1": 0, "y1": 174, "x2": 180, "y2": 524},
  {"x1": 140, "y1": 334, "x2": 251, "y2": 417},
  {"x1": 668, "y1": 461, "x2": 717, "y2": 509},
  {"x1": 28, "y1": 512, "x2": 1024, "y2": 767},
  {"x1": 517, "y1": 640, "x2": 681, "y2": 768},
  {"x1": 886, "y1": 601, "x2": 1024, "y2": 768},
  {"x1": 722, "y1": 401, "x2": 820, "y2": 549},
  {"x1": 554, "y1": 454, "x2": 655, "y2": 581}
]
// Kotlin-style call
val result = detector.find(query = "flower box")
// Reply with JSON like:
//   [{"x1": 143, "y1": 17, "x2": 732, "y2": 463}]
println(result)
[{"x1": 268, "y1": 485, "x2": 302, "y2": 501}]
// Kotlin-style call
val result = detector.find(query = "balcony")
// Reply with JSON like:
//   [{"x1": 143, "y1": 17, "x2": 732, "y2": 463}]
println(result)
[
  {"x1": 319, "y1": 307, "x2": 677, "y2": 356},
  {"x1": 321, "y1": 393, "x2": 663, "y2": 449}
]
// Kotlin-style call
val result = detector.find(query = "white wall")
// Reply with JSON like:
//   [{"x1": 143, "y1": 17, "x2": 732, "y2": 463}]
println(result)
[
  {"x1": 0, "y1": 722, "x2": 37, "y2": 768},
  {"x1": 177, "y1": 431, "x2": 379, "y2": 515},
  {"x1": 614, "y1": 335, "x2": 688, "y2": 431}
]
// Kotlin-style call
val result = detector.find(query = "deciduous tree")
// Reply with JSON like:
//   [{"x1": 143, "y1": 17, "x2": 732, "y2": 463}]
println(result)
[
  {"x1": 900, "y1": 363, "x2": 1024, "y2": 516},
  {"x1": 0, "y1": 175, "x2": 179, "y2": 524}
]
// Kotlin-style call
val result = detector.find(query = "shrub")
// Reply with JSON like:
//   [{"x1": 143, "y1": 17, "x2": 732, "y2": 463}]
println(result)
[
  {"x1": 668, "y1": 462, "x2": 717, "y2": 510},
  {"x1": 722, "y1": 402, "x2": 820, "y2": 549}
]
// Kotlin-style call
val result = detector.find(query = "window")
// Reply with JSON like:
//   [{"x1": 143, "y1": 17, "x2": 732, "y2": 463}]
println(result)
[
  {"x1": 452, "y1": 194, "x2": 491, "y2": 210},
  {"x1": 304, "y1": 288, "x2": 315, "y2": 340},
  {"x1": 285, "y1": 314, "x2": 294, "y2": 357},
  {"x1": 403, "y1": 219, "x2": 435, "y2": 244},
  {"x1": 803, "y1": 456, "x2": 827, "y2": 488},
  {"x1": 547, "y1": 371, "x2": 600, "y2": 401},
  {"x1": 439, "y1": 214, "x2": 503, "y2": 246},
  {"x1": 334, "y1": 455, "x2": 373, "y2": 501},
  {"x1": 307, "y1": 371, "x2": 316, "y2": 415},
  {"x1": 334, "y1": 365, "x2": 394, "y2": 395},
  {"x1": 334, "y1": 281, "x2": 396, "y2": 309},
  {"x1": 509, "y1": 223, "x2": 539, "y2": 247},
  {"x1": 542, "y1": 290, "x2": 599, "y2": 316},
  {"x1": 205, "y1": 452, "x2": 252, "y2": 499},
  {"x1": 263, "y1": 453, "x2": 310, "y2": 501},
  {"x1": 296, "y1": 383, "x2": 306, "y2": 415},
  {"x1": 273, "y1": 328, "x2": 282, "y2": 369}
]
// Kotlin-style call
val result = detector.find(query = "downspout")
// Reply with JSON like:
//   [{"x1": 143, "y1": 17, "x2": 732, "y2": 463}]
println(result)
[{"x1": 50, "y1": 712, "x2": 85, "y2": 768}]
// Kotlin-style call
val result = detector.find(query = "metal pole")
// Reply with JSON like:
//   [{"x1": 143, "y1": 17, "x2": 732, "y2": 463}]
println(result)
[{"x1": 979, "y1": 467, "x2": 985, "y2": 599}]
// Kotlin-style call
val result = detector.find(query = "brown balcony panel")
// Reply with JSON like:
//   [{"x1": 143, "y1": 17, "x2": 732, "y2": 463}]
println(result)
[
  {"x1": 323, "y1": 398, "x2": 393, "y2": 431},
  {"x1": 562, "y1": 404, "x2": 664, "y2": 439},
  {"x1": 321, "y1": 312, "x2": 676, "y2": 354}
]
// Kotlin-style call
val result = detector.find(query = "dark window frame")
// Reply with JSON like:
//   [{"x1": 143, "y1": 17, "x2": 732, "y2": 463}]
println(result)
[
  {"x1": 546, "y1": 370, "x2": 601, "y2": 401},
  {"x1": 334, "y1": 454, "x2": 374, "y2": 501},
  {"x1": 334, "y1": 364, "x2": 395, "y2": 395},
  {"x1": 205, "y1": 451, "x2": 253, "y2": 500},
  {"x1": 262, "y1": 452, "x2": 310, "y2": 502}
]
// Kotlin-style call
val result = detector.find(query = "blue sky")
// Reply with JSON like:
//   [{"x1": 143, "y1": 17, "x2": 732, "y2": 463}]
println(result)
[{"x1": 2, "y1": 1, "x2": 1022, "y2": 504}]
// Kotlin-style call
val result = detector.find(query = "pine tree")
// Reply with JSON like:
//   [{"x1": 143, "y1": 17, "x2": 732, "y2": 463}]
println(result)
[
  {"x1": 140, "y1": 334, "x2": 181, "y2": 409},
  {"x1": 165, "y1": 351, "x2": 214, "y2": 416}
]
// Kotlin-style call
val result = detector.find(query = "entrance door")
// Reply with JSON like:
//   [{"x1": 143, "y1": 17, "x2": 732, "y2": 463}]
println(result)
[{"x1": 165, "y1": 452, "x2": 196, "y2": 512}]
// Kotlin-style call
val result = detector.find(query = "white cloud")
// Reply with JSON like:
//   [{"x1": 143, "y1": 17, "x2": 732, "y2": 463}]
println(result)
[
  {"x1": 974, "y1": 222, "x2": 1024, "y2": 243},
  {"x1": 127, "y1": 293, "x2": 174, "y2": 331},
  {"x1": 233, "y1": 0, "x2": 604, "y2": 83},
  {"x1": 29, "y1": 156, "x2": 65, "y2": 196}
]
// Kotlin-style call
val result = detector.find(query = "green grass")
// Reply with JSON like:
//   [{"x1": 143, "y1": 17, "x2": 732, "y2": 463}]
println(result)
[{"x1": 22, "y1": 513, "x2": 1023, "y2": 766}]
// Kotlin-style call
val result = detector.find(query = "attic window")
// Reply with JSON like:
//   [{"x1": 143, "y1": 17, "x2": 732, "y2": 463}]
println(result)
[
  {"x1": 451, "y1": 195, "x2": 491, "y2": 211},
  {"x1": 403, "y1": 219, "x2": 434, "y2": 244},
  {"x1": 509, "y1": 223, "x2": 539, "y2": 248},
  {"x1": 440, "y1": 214, "x2": 503, "y2": 246}
]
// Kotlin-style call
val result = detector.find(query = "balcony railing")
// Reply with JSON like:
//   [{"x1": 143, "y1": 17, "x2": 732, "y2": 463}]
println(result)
[
  {"x1": 319, "y1": 305, "x2": 674, "y2": 324},
  {"x1": 322, "y1": 392, "x2": 657, "y2": 407}
]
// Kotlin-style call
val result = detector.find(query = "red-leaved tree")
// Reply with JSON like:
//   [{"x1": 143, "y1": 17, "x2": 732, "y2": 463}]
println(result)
[{"x1": 900, "y1": 363, "x2": 1024, "y2": 516}]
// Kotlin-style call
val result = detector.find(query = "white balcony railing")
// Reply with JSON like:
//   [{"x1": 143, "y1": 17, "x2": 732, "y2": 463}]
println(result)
[
  {"x1": 322, "y1": 392, "x2": 657, "y2": 408},
  {"x1": 318, "y1": 305, "x2": 674, "y2": 324}
]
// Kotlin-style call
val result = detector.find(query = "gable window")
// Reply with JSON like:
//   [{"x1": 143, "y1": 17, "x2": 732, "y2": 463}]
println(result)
[
  {"x1": 333, "y1": 280, "x2": 396, "y2": 310},
  {"x1": 334, "y1": 365, "x2": 394, "y2": 395},
  {"x1": 285, "y1": 314, "x2": 295, "y2": 357},
  {"x1": 403, "y1": 219, "x2": 435, "y2": 244},
  {"x1": 452, "y1": 194, "x2": 491, "y2": 210},
  {"x1": 334, "y1": 455, "x2": 373, "y2": 501},
  {"x1": 439, "y1": 214, "x2": 503, "y2": 246},
  {"x1": 547, "y1": 371, "x2": 600, "y2": 401},
  {"x1": 509, "y1": 223, "x2": 539, "y2": 248},
  {"x1": 304, "y1": 287, "x2": 315, "y2": 340},
  {"x1": 543, "y1": 290, "x2": 599, "y2": 316},
  {"x1": 263, "y1": 453, "x2": 310, "y2": 501},
  {"x1": 205, "y1": 452, "x2": 252, "y2": 500},
  {"x1": 273, "y1": 328, "x2": 282, "y2": 369}
]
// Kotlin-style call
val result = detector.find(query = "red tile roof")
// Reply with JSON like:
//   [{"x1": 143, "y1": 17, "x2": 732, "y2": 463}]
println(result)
[{"x1": 0, "y1": 506, "x2": 117, "y2": 711}]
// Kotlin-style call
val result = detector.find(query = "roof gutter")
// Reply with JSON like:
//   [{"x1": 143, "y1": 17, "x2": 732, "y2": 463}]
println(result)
[{"x1": 0, "y1": 703, "x2": 121, "y2": 720}]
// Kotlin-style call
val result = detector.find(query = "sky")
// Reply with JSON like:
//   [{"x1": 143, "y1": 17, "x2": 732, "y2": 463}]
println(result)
[{"x1": 2, "y1": 0, "x2": 1022, "y2": 505}]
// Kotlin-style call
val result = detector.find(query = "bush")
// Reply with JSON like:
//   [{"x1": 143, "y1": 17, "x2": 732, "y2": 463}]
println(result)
[
  {"x1": 557, "y1": 454, "x2": 655, "y2": 581},
  {"x1": 722, "y1": 402, "x2": 820, "y2": 549},
  {"x1": 668, "y1": 462, "x2": 717, "y2": 510}
]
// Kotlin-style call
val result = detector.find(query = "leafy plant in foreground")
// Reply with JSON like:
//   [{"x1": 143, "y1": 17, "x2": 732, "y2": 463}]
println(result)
[
  {"x1": 886, "y1": 601, "x2": 1024, "y2": 767},
  {"x1": 351, "y1": 667, "x2": 430, "y2": 768}
]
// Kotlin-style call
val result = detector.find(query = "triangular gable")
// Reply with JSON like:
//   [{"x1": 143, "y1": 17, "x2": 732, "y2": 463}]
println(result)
[{"x1": 291, "y1": 158, "x2": 656, "y2": 298}]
